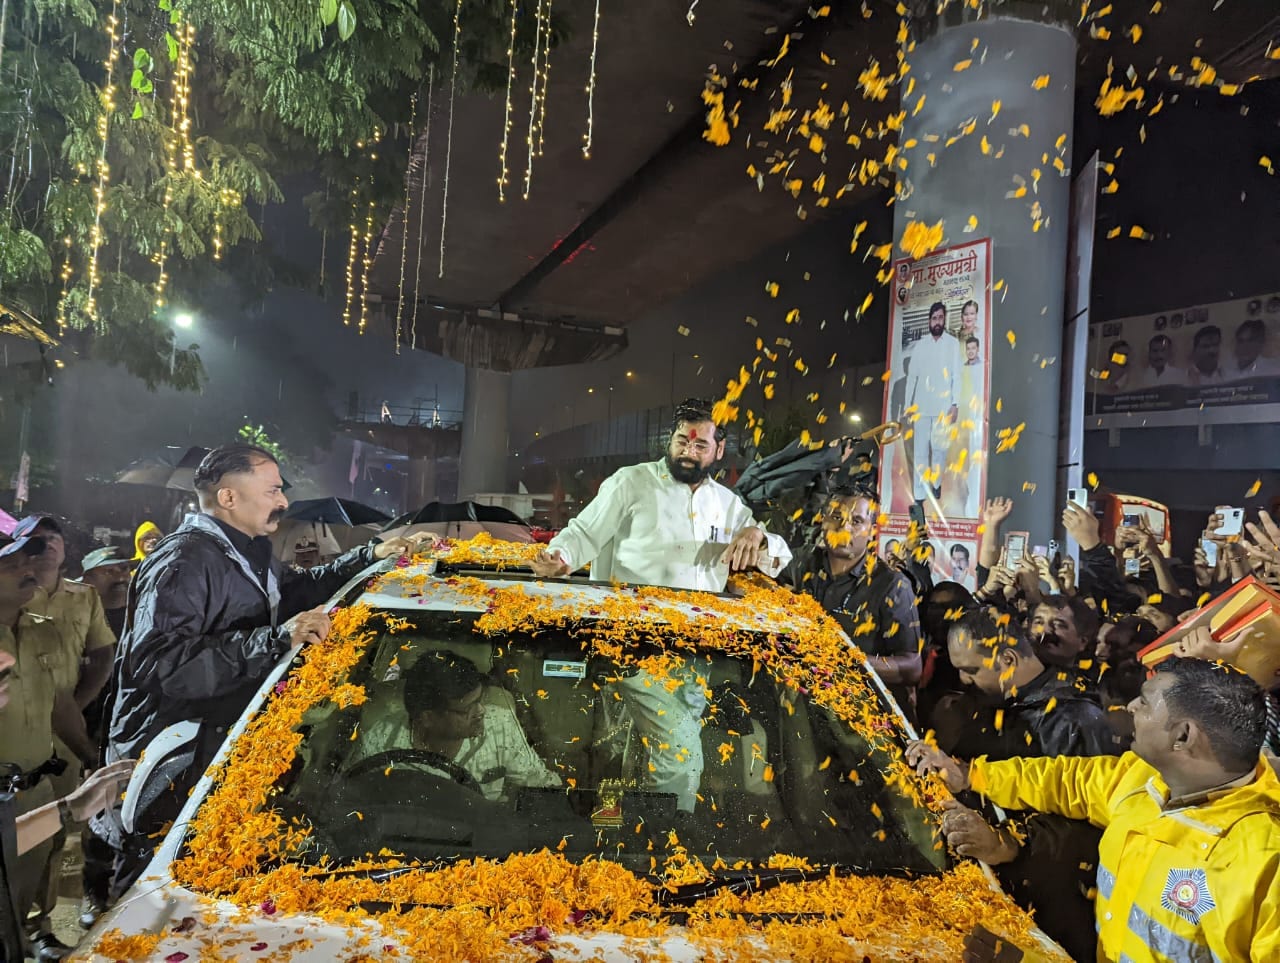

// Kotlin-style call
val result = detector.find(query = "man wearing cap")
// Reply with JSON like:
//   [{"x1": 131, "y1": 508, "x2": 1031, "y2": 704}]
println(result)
[
  {"x1": 0, "y1": 531, "x2": 70, "y2": 961},
  {"x1": 78, "y1": 547, "x2": 131, "y2": 640},
  {"x1": 11, "y1": 517, "x2": 116, "y2": 959},
  {"x1": 15, "y1": 516, "x2": 116, "y2": 769}
]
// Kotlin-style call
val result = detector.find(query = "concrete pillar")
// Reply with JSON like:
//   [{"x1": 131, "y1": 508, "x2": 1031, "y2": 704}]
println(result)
[
  {"x1": 406, "y1": 455, "x2": 437, "y2": 509},
  {"x1": 896, "y1": 2, "x2": 1077, "y2": 541},
  {"x1": 458, "y1": 366, "x2": 511, "y2": 498}
]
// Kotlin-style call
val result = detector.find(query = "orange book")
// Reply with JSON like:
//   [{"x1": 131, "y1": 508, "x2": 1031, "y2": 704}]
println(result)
[{"x1": 1138, "y1": 576, "x2": 1280, "y2": 690}]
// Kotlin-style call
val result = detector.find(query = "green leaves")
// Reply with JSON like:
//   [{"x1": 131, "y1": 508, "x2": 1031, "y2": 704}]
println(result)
[
  {"x1": 320, "y1": 0, "x2": 338, "y2": 26},
  {"x1": 336, "y1": 0, "x2": 357, "y2": 41},
  {"x1": 131, "y1": 47, "x2": 154, "y2": 94},
  {"x1": 166, "y1": 32, "x2": 180, "y2": 62}
]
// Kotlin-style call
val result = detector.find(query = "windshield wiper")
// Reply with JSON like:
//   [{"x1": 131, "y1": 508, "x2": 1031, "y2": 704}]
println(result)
[
  {"x1": 305, "y1": 859, "x2": 461, "y2": 882},
  {"x1": 649, "y1": 865, "x2": 861, "y2": 907}
]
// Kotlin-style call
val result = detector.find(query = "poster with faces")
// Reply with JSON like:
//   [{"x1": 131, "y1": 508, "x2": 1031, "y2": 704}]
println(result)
[
  {"x1": 878, "y1": 238, "x2": 992, "y2": 557},
  {"x1": 1086, "y1": 292, "x2": 1280, "y2": 422}
]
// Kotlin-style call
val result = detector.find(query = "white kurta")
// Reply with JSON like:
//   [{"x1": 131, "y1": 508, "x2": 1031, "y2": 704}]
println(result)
[
  {"x1": 906, "y1": 333, "x2": 962, "y2": 416},
  {"x1": 906, "y1": 334, "x2": 963, "y2": 501},
  {"x1": 547, "y1": 460, "x2": 791, "y2": 592}
]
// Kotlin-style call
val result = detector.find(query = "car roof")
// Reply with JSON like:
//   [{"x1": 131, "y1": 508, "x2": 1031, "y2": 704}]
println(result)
[{"x1": 358, "y1": 561, "x2": 811, "y2": 638}]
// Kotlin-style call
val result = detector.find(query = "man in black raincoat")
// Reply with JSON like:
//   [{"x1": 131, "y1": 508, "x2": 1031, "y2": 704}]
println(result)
[{"x1": 102, "y1": 444, "x2": 423, "y2": 892}]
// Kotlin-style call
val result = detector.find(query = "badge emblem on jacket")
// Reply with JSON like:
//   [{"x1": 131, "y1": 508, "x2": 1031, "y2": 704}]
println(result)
[{"x1": 1161, "y1": 868, "x2": 1216, "y2": 924}]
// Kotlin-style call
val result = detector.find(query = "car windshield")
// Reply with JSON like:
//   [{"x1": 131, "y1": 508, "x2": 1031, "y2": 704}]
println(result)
[{"x1": 269, "y1": 609, "x2": 945, "y2": 879}]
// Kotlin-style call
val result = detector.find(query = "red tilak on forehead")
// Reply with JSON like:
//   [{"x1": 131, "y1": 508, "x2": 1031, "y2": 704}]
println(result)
[{"x1": 688, "y1": 427, "x2": 700, "y2": 441}]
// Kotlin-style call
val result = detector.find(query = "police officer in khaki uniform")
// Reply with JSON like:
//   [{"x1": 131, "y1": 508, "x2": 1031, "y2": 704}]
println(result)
[
  {"x1": 0, "y1": 531, "x2": 67, "y2": 961},
  {"x1": 11, "y1": 516, "x2": 115, "y2": 959}
]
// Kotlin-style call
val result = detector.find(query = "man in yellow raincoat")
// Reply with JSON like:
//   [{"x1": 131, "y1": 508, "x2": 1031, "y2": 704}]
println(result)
[{"x1": 909, "y1": 656, "x2": 1280, "y2": 963}]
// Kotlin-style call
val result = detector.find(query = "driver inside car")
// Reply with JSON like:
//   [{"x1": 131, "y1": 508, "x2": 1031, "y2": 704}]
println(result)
[{"x1": 399, "y1": 651, "x2": 561, "y2": 803}]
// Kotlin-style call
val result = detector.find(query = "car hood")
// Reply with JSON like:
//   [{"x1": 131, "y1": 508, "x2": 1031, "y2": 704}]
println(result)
[{"x1": 73, "y1": 870, "x2": 1065, "y2": 962}]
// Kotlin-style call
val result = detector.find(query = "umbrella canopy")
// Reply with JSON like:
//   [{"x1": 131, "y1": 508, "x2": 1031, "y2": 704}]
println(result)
[
  {"x1": 269, "y1": 519, "x2": 381, "y2": 564},
  {"x1": 733, "y1": 440, "x2": 853, "y2": 511},
  {"x1": 381, "y1": 520, "x2": 535, "y2": 544},
  {"x1": 285, "y1": 497, "x2": 391, "y2": 527},
  {"x1": 397, "y1": 501, "x2": 528, "y2": 526},
  {"x1": 115, "y1": 446, "x2": 291, "y2": 492},
  {"x1": 115, "y1": 446, "x2": 210, "y2": 490},
  {"x1": 0, "y1": 508, "x2": 16, "y2": 536}
]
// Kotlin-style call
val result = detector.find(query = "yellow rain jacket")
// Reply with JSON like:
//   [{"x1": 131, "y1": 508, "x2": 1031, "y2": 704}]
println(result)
[
  {"x1": 971, "y1": 751, "x2": 1280, "y2": 963},
  {"x1": 132, "y1": 520, "x2": 162, "y2": 562}
]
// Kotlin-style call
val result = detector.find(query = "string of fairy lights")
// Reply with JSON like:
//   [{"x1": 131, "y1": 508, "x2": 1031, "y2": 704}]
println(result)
[
  {"x1": 394, "y1": 91, "x2": 418, "y2": 353},
  {"x1": 154, "y1": 15, "x2": 195, "y2": 310},
  {"x1": 409, "y1": 66, "x2": 435, "y2": 351},
  {"x1": 83, "y1": 0, "x2": 122, "y2": 326},
  {"x1": 497, "y1": 0, "x2": 520, "y2": 202},
  {"x1": 358, "y1": 0, "x2": 611, "y2": 337},
  {"x1": 438, "y1": 0, "x2": 462, "y2": 280},
  {"x1": 583, "y1": 0, "x2": 602, "y2": 158},
  {"x1": 357, "y1": 130, "x2": 381, "y2": 334},
  {"x1": 522, "y1": 0, "x2": 549, "y2": 199}
]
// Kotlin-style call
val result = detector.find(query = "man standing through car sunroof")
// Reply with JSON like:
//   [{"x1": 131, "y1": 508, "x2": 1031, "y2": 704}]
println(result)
[
  {"x1": 533, "y1": 399, "x2": 791, "y2": 591},
  {"x1": 532, "y1": 400, "x2": 793, "y2": 811}
]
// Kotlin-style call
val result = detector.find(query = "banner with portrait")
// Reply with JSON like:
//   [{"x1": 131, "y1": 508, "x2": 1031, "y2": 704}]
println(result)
[
  {"x1": 1086, "y1": 293, "x2": 1280, "y2": 425},
  {"x1": 877, "y1": 238, "x2": 992, "y2": 591}
]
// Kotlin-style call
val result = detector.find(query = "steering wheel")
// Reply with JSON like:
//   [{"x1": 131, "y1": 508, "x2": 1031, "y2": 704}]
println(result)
[{"x1": 345, "y1": 748, "x2": 480, "y2": 790}]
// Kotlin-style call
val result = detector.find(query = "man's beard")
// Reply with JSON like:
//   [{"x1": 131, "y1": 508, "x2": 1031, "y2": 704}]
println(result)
[
  {"x1": 666, "y1": 453, "x2": 713, "y2": 485},
  {"x1": 930, "y1": 322, "x2": 945, "y2": 336}
]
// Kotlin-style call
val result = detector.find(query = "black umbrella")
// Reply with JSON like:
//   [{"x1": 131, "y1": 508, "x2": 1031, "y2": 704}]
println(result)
[
  {"x1": 115, "y1": 446, "x2": 210, "y2": 490},
  {"x1": 285, "y1": 497, "x2": 391, "y2": 526},
  {"x1": 397, "y1": 501, "x2": 528, "y2": 527},
  {"x1": 734, "y1": 423, "x2": 902, "y2": 512},
  {"x1": 115, "y1": 446, "x2": 292, "y2": 491}
]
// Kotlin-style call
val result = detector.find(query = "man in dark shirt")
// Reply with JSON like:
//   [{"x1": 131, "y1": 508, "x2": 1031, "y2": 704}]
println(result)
[{"x1": 787, "y1": 488, "x2": 922, "y2": 717}]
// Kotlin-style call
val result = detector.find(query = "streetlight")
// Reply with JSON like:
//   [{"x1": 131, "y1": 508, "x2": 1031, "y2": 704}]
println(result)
[
  {"x1": 170, "y1": 311, "x2": 195, "y2": 375},
  {"x1": 848, "y1": 412, "x2": 863, "y2": 424}
]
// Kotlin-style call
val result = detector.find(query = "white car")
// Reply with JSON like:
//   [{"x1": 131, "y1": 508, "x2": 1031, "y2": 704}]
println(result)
[{"x1": 77, "y1": 541, "x2": 1069, "y2": 962}]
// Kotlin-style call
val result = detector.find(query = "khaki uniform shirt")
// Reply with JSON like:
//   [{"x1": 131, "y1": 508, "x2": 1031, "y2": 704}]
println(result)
[
  {"x1": 25, "y1": 578, "x2": 116, "y2": 693},
  {"x1": 0, "y1": 619, "x2": 59, "y2": 774}
]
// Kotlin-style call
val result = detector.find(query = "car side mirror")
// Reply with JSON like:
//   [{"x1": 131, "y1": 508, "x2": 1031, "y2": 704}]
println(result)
[{"x1": 120, "y1": 720, "x2": 200, "y2": 834}]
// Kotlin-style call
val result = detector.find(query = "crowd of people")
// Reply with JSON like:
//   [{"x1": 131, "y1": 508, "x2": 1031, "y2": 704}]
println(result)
[{"x1": 2, "y1": 402, "x2": 1278, "y2": 961}]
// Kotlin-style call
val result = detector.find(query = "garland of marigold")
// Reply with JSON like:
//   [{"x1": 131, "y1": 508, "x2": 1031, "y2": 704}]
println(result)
[{"x1": 103, "y1": 537, "x2": 1058, "y2": 963}]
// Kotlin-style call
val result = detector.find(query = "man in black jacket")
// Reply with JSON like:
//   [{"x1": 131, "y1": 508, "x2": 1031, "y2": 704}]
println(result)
[
  {"x1": 785, "y1": 488, "x2": 922, "y2": 718},
  {"x1": 103, "y1": 444, "x2": 423, "y2": 890},
  {"x1": 920, "y1": 608, "x2": 1120, "y2": 962}
]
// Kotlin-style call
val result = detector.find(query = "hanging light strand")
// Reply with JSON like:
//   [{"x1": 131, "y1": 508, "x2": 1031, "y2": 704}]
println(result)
[
  {"x1": 342, "y1": 176, "x2": 361, "y2": 326},
  {"x1": 583, "y1": 0, "x2": 602, "y2": 158},
  {"x1": 496, "y1": 0, "x2": 519, "y2": 201},
  {"x1": 357, "y1": 130, "x2": 381, "y2": 335},
  {"x1": 410, "y1": 65, "x2": 434, "y2": 350},
  {"x1": 84, "y1": 0, "x2": 123, "y2": 326},
  {"x1": 534, "y1": 0, "x2": 554, "y2": 159},
  {"x1": 394, "y1": 91, "x2": 418, "y2": 354},
  {"x1": 153, "y1": 14, "x2": 188, "y2": 310},
  {"x1": 523, "y1": 0, "x2": 549, "y2": 199},
  {"x1": 439, "y1": 0, "x2": 461, "y2": 279}
]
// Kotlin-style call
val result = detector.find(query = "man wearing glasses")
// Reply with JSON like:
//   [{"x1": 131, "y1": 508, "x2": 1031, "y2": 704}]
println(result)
[
  {"x1": 533, "y1": 399, "x2": 791, "y2": 591},
  {"x1": 531, "y1": 400, "x2": 792, "y2": 811}
]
